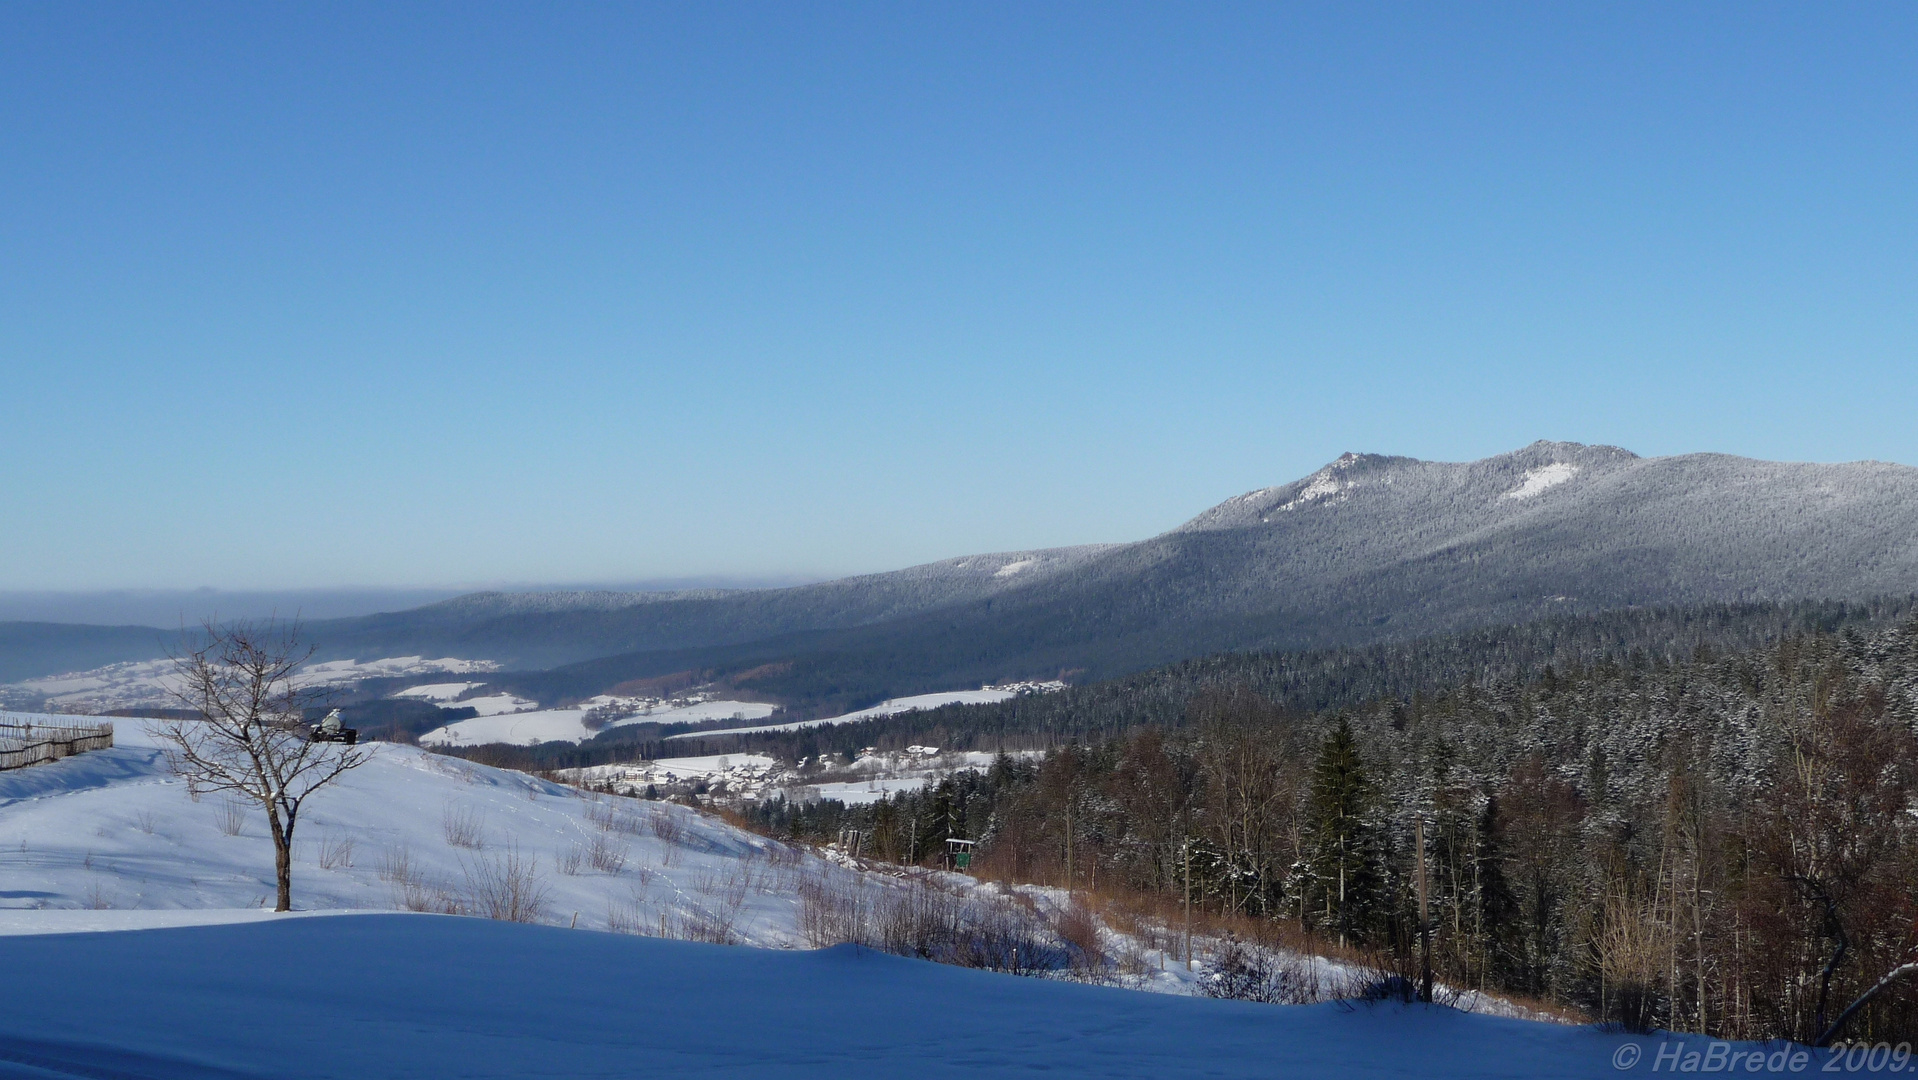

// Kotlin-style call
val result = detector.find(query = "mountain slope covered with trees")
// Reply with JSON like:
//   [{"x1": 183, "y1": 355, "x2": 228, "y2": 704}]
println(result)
[
  {"x1": 743, "y1": 611, "x2": 1918, "y2": 1044},
  {"x1": 307, "y1": 442, "x2": 1918, "y2": 711}
]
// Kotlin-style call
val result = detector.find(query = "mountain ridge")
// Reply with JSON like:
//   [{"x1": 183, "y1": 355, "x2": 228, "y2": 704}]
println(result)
[
  {"x1": 304, "y1": 441, "x2": 1918, "y2": 706},
  {"x1": 8, "y1": 442, "x2": 1917, "y2": 701}
]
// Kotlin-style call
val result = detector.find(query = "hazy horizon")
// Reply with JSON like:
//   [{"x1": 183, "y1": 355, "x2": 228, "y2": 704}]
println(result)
[{"x1": 0, "y1": 577, "x2": 826, "y2": 628}]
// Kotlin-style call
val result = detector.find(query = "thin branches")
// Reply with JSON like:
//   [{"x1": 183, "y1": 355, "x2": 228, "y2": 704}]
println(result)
[{"x1": 148, "y1": 619, "x2": 371, "y2": 911}]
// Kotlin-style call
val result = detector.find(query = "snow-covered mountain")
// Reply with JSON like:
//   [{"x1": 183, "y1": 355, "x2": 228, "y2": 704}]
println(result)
[
  {"x1": 299, "y1": 441, "x2": 1918, "y2": 693},
  {"x1": 10, "y1": 442, "x2": 1918, "y2": 702}
]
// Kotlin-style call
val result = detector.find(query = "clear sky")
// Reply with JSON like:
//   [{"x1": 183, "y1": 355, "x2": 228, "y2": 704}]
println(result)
[{"x1": 4, "y1": 3, "x2": 1914, "y2": 591}]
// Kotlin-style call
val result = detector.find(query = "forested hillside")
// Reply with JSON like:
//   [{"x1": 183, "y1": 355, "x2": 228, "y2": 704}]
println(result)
[
  {"x1": 308, "y1": 443, "x2": 1918, "y2": 712},
  {"x1": 675, "y1": 597, "x2": 1918, "y2": 759},
  {"x1": 744, "y1": 610, "x2": 1918, "y2": 1043}
]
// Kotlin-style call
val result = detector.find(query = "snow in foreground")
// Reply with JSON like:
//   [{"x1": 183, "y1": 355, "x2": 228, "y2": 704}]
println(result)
[{"x1": 0, "y1": 913, "x2": 1683, "y2": 1080}]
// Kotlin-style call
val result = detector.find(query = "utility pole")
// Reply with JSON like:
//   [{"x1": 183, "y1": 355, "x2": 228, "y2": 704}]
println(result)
[{"x1": 1416, "y1": 817, "x2": 1433, "y2": 1003}]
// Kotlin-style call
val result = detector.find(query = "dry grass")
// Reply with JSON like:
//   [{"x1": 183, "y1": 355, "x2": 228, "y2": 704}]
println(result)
[
  {"x1": 377, "y1": 845, "x2": 414, "y2": 883},
  {"x1": 317, "y1": 833, "x2": 355, "y2": 871},
  {"x1": 587, "y1": 832, "x2": 627, "y2": 874},
  {"x1": 585, "y1": 801, "x2": 647, "y2": 838},
  {"x1": 648, "y1": 805, "x2": 684, "y2": 845},
  {"x1": 605, "y1": 893, "x2": 646, "y2": 935},
  {"x1": 790, "y1": 867, "x2": 1066, "y2": 975},
  {"x1": 378, "y1": 845, "x2": 461, "y2": 913},
  {"x1": 215, "y1": 799, "x2": 247, "y2": 837},
  {"x1": 1052, "y1": 898, "x2": 1108, "y2": 978},
  {"x1": 461, "y1": 845, "x2": 550, "y2": 923},
  {"x1": 441, "y1": 805, "x2": 485, "y2": 850},
  {"x1": 796, "y1": 872, "x2": 871, "y2": 948},
  {"x1": 394, "y1": 879, "x2": 461, "y2": 914}
]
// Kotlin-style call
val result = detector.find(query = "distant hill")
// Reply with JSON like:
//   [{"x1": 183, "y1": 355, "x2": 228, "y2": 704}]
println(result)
[
  {"x1": 303, "y1": 545, "x2": 1119, "y2": 670},
  {"x1": 0, "y1": 623, "x2": 173, "y2": 685},
  {"x1": 11, "y1": 442, "x2": 1918, "y2": 701},
  {"x1": 310, "y1": 441, "x2": 1918, "y2": 708}
]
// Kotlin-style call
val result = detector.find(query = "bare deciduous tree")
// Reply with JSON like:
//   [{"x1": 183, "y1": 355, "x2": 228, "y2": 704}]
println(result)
[{"x1": 150, "y1": 620, "x2": 370, "y2": 911}]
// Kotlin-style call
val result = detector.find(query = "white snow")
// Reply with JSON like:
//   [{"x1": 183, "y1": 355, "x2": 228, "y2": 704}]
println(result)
[
  {"x1": 449, "y1": 692, "x2": 539, "y2": 716},
  {"x1": 0, "y1": 907, "x2": 379, "y2": 935},
  {"x1": 994, "y1": 558, "x2": 1037, "y2": 578},
  {"x1": 0, "y1": 911, "x2": 1711, "y2": 1078},
  {"x1": 804, "y1": 777, "x2": 937, "y2": 804},
  {"x1": 1277, "y1": 472, "x2": 1341, "y2": 511},
  {"x1": 665, "y1": 690, "x2": 1021, "y2": 741},
  {"x1": 0, "y1": 711, "x2": 849, "y2": 942},
  {"x1": 418, "y1": 699, "x2": 776, "y2": 747},
  {"x1": 392, "y1": 682, "x2": 484, "y2": 702},
  {"x1": 13, "y1": 656, "x2": 498, "y2": 712},
  {"x1": 1504, "y1": 462, "x2": 1579, "y2": 500},
  {"x1": 0, "y1": 710, "x2": 1691, "y2": 1077},
  {"x1": 416, "y1": 707, "x2": 595, "y2": 746},
  {"x1": 621, "y1": 698, "x2": 777, "y2": 727},
  {"x1": 777, "y1": 749, "x2": 1040, "y2": 804},
  {"x1": 640, "y1": 754, "x2": 779, "y2": 780}
]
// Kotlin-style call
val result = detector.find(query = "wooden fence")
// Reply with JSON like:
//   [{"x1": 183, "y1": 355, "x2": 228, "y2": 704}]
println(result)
[{"x1": 0, "y1": 721, "x2": 115, "y2": 771}]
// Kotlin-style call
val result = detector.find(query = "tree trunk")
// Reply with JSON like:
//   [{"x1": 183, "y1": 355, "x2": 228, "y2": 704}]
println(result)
[
  {"x1": 1817, "y1": 963, "x2": 1918, "y2": 1047},
  {"x1": 268, "y1": 809, "x2": 292, "y2": 912}
]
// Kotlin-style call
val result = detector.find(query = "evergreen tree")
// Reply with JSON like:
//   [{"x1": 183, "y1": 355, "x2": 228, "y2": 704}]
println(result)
[{"x1": 1303, "y1": 717, "x2": 1382, "y2": 945}]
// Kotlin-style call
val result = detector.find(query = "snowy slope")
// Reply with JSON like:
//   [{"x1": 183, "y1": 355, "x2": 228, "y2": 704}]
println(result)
[
  {"x1": 0, "y1": 712, "x2": 847, "y2": 941},
  {"x1": 418, "y1": 698, "x2": 775, "y2": 746},
  {"x1": 0, "y1": 912, "x2": 1731, "y2": 1079},
  {"x1": 664, "y1": 689, "x2": 1018, "y2": 740},
  {"x1": 12, "y1": 656, "x2": 496, "y2": 713}
]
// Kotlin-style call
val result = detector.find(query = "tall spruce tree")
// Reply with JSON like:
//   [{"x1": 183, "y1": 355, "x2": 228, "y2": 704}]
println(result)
[{"x1": 1304, "y1": 717, "x2": 1382, "y2": 945}]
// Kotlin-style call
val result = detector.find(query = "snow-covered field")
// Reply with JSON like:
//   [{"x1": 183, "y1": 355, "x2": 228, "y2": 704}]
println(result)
[
  {"x1": 391, "y1": 682, "x2": 484, "y2": 702},
  {"x1": 566, "y1": 748, "x2": 1038, "y2": 805},
  {"x1": 780, "y1": 749, "x2": 1038, "y2": 805},
  {"x1": 0, "y1": 712, "x2": 845, "y2": 940},
  {"x1": 0, "y1": 912, "x2": 1726, "y2": 1079},
  {"x1": 806, "y1": 776, "x2": 937, "y2": 804},
  {"x1": 418, "y1": 698, "x2": 775, "y2": 746},
  {"x1": 10, "y1": 656, "x2": 497, "y2": 712},
  {"x1": 666, "y1": 688, "x2": 1030, "y2": 741},
  {"x1": 441, "y1": 691, "x2": 539, "y2": 716},
  {"x1": 415, "y1": 706, "x2": 597, "y2": 746}
]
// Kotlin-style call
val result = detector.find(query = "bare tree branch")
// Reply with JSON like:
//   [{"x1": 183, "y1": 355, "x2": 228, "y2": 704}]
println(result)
[
  {"x1": 147, "y1": 619, "x2": 372, "y2": 911},
  {"x1": 1817, "y1": 962, "x2": 1918, "y2": 1047}
]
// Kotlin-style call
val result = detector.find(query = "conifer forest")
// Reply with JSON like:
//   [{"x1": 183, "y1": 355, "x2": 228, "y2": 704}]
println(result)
[{"x1": 745, "y1": 613, "x2": 1918, "y2": 1044}]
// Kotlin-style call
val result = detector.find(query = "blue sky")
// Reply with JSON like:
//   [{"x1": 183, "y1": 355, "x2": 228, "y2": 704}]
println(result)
[{"x1": 4, "y1": 3, "x2": 1914, "y2": 590}]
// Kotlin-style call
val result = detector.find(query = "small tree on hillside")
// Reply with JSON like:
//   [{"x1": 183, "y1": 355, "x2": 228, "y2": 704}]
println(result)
[{"x1": 151, "y1": 620, "x2": 371, "y2": 911}]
